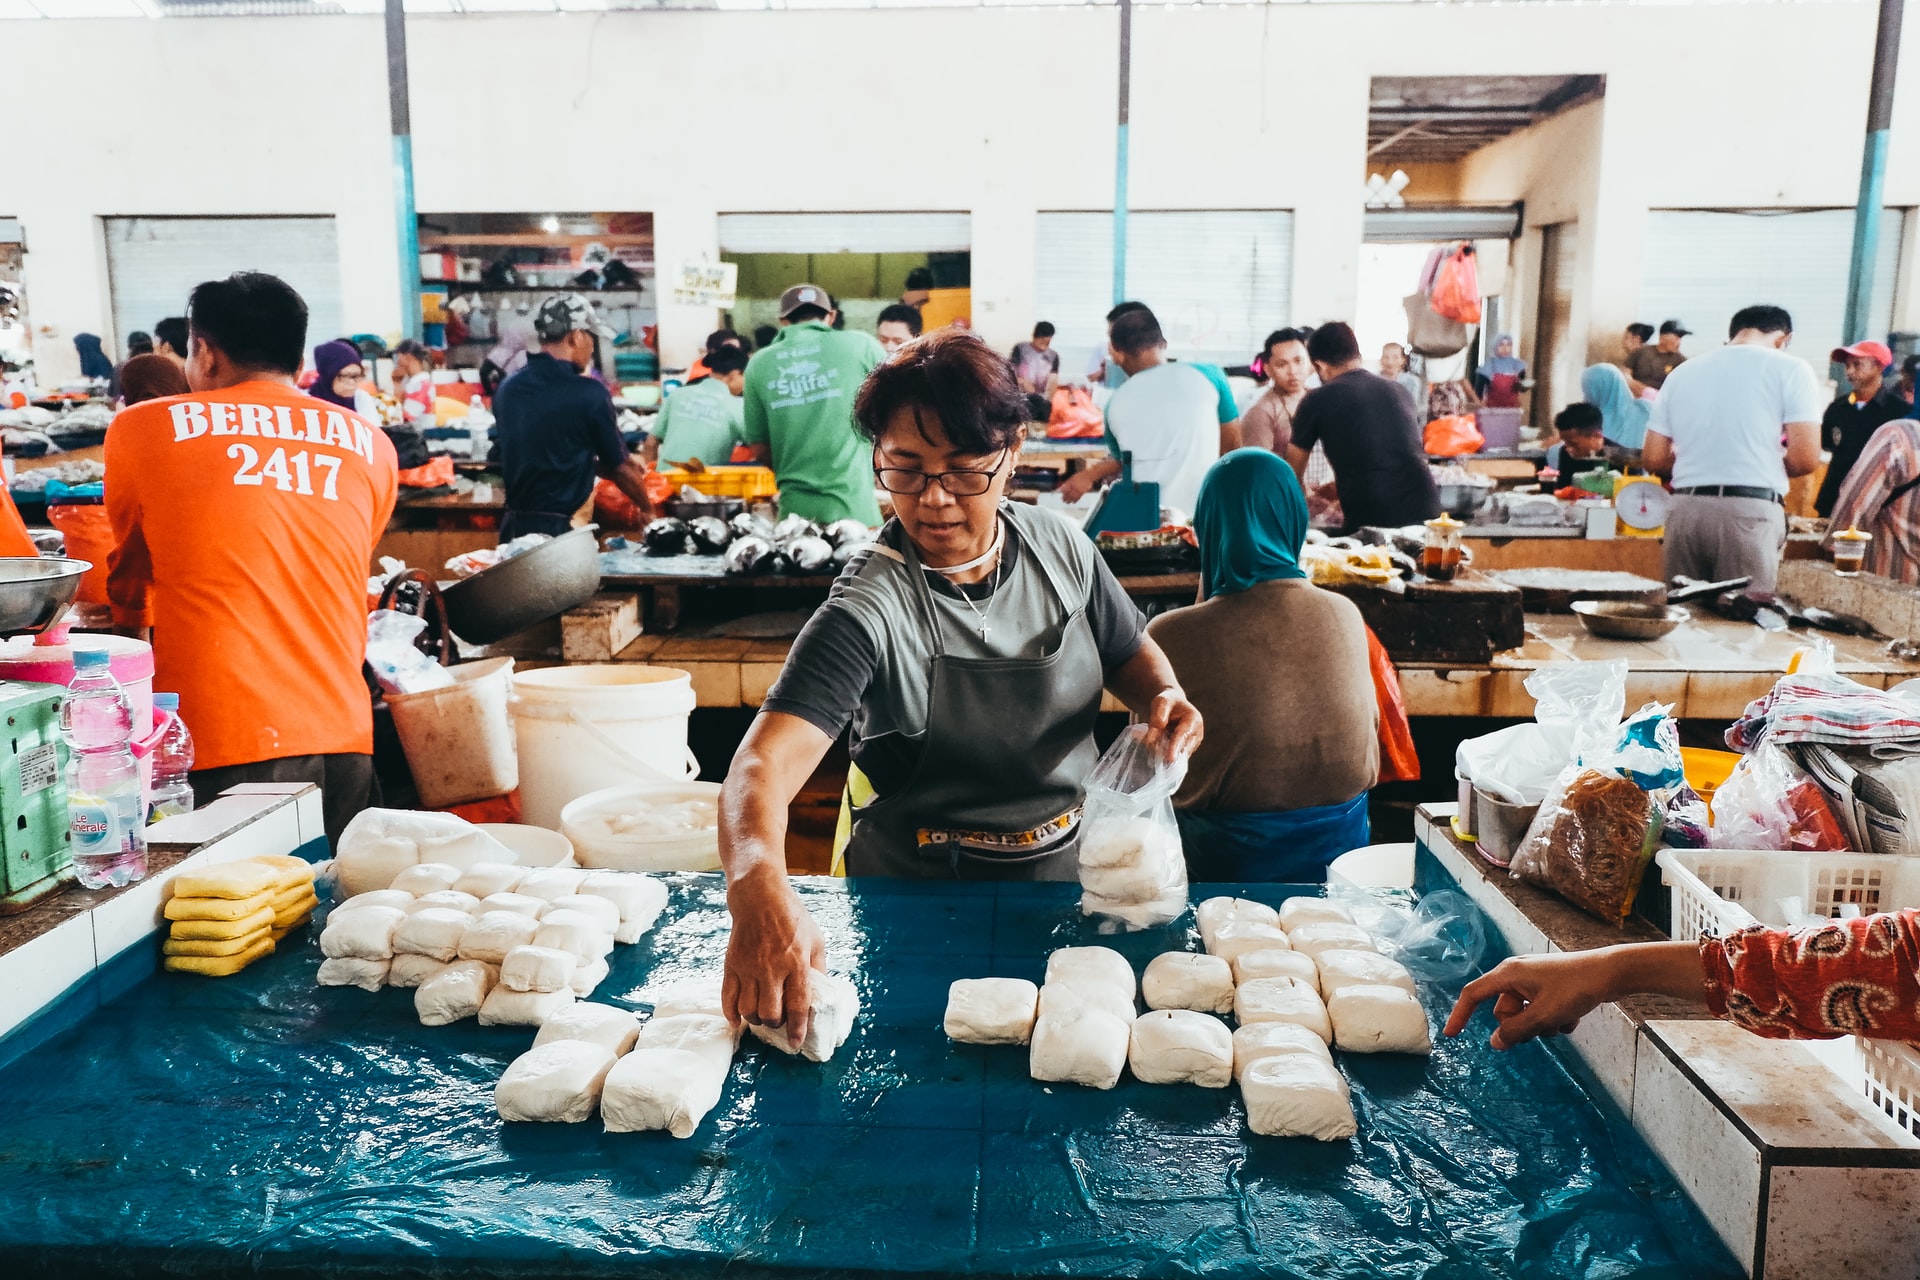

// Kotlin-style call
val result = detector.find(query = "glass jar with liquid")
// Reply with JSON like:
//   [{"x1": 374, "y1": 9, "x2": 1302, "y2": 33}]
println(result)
[
  {"x1": 1422, "y1": 514, "x2": 1465, "y2": 582},
  {"x1": 1833, "y1": 526, "x2": 1873, "y2": 576}
]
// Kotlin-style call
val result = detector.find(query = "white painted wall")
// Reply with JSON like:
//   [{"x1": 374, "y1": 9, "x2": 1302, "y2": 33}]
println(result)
[{"x1": 2, "y1": 2, "x2": 1916, "y2": 381}]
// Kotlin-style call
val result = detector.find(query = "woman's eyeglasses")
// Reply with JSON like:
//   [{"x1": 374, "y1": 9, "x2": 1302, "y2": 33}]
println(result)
[{"x1": 874, "y1": 451, "x2": 1007, "y2": 497}]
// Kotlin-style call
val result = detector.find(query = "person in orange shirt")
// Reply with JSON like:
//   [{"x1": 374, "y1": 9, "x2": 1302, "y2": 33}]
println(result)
[{"x1": 106, "y1": 272, "x2": 399, "y2": 845}]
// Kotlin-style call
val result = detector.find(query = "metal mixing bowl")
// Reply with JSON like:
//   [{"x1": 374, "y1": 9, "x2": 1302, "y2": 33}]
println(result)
[
  {"x1": 0, "y1": 557, "x2": 91, "y2": 635},
  {"x1": 1571, "y1": 599, "x2": 1689, "y2": 640},
  {"x1": 1435, "y1": 482, "x2": 1493, "y2": 520},
  {"x1": 441, "y1": 527, "x2": 603, "y2": 645}
]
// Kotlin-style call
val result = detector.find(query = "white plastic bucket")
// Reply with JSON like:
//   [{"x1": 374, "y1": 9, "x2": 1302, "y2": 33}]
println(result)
[
  {"x1": 511, "y1": 664, "x2": 699, "y2": 830},
  {"x1": 561, "y1": 782, "x2": 722, "y2": 872},
  {"x1": 386, "y1": 657, "x2": 519, "y2": 808}
]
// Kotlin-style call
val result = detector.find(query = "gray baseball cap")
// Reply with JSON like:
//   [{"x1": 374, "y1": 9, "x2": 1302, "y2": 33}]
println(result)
[
  {"x1": 778, "y1": 283, "x2": 833, "y2": 319},
  {"x1": 535, "y1": 293, "x2": 616, "y2": 342}
]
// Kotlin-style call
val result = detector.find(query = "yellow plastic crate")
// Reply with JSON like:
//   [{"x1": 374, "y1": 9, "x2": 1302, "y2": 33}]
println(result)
[{"x1": 659, "y1": 465, "x2": 778, "y2": 500}]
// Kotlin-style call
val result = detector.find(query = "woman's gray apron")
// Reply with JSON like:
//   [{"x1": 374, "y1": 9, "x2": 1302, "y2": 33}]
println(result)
[{"x1": 841, "y1": 519, "x2": 1105, "y2": 880}]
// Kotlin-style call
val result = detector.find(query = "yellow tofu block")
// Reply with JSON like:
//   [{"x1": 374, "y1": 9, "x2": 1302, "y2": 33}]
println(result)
[
  {"x1": 172, "y1": 862, "x2": 283, "y2": 901},
  {"x1": 164, "y1": 891, "x2": 274, "y2": 922},
  {"x1": 247, "y1": 855, "x2": 317, "y2": 894},
  {"x1": 270, "y1": 921, "x2": 309, "y2": 944},
  {"x1": 163, "y1": 936, "x2": 275, "y2": 977},
  {"x1": 163, "y1": 929, "x2": 271, "y2": 958},
  {"x1": 270, "y1": 884, "x2": 318, "y2": 916},
  {"x1": 273, "y1": 903, "x2": 315, "y2": 930},
  {"x1": 168, "y1": 907, "x2": 276, "y2": 939}
]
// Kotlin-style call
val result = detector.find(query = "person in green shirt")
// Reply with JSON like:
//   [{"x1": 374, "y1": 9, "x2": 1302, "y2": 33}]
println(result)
[
  {"x1": 742, "y1": 283, "x2": 886, "y2": 525},
  {"x1": 647, "y1": 345, "x2": 747, "y2": 467}
]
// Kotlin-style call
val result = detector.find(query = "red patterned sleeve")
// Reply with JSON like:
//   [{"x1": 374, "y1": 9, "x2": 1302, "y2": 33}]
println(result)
[{"x1": 1699, "y1": 909, "x2": 1920, "y2": 1040}]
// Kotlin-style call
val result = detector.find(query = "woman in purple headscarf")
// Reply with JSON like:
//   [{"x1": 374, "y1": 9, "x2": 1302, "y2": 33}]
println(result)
[{"x1": 309, "y1": 339, "x2": 379, "y2": 418}]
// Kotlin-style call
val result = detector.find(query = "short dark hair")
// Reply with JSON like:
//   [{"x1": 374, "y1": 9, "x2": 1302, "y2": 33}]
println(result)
[
  {"x1": 1263, "y1": 327, "x2": 1313, "y2": 361},
  {"x1": 1107, "y1": 301, "x2": 1152, "y2": 327},
  {"x1": 1904, "y1": 353, "x2": 1920, "y2": 376},
  {"x1": 186, "y1": 273, "x2": 306, "y2": 374},
  {"x1": 1626, "y1": 323, "x2": 1655, "y2": 343},
  {"x1": 1109, "y1": 309, "x2": 1166, "y2": 355},
  {"x1": 126, "y1": 330, "x2": 154, "y2": 356},
  {"x1": 785, "y1": 304, "x2": 829, "y2": 325},
  {"x1": 704, "y1": 345, "x2": 749, "y2": 376},
  {"x1": 853, "y1": 329, "x2": 1028, "y2": 455},
  {"x1": 752, "y1": 325, "x2": 777, "y2": 350},
  {"x1": 1306, "y1": 321, "x2": 1361, "y2": 366},
  {"x1": 877, "y1": 303, "x2": 924, "y2": 337},
  {"x1": 704, "y1": 328, "x2": 742, "y2": 353},
  {"x1": 153, "y1": 316, "x2": 188, "y2": 355},
  {"x1": 1730, "y1": 305, "x2": 1792, "y2": 338},
  {"x1": 1033, "y1": 321, "x2": 1055, "y2": 339},
  {"x1": 904, "y1": 266, "x2": 935, "y2": 293},
  {"x1": 1554, "y1": 402, "x2": 1605, "y2": 435},
  {"x1": 392, "y1": 338, "x2": 431, "y2": 360}
]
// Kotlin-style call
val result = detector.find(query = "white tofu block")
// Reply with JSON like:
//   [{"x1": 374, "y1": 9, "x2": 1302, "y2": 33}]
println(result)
[
  {"x1": 1037, "y1": 981, "x2": 1136, "y2": 1026},
  {"x1": 336, "y1": 889, "x2": 415, "y2": 913},
  {"x1": 406, "y1": 890, "x2": 480, "y2": 915},
  {"x1": 651, "y1": 977, "x2": 725, "y2": 1019},
  {"x1": 540, "y1": 894, "x2": 620, "y2": 934},
  {"x1": 1233, "y1": 977, "x2": 1333, "y2": 1043},
  {"x1": 476, "y1": 892, "x2": 544, "y2": 920},
  {"x1": 1278, "y1": 896, "x2": 1355, "y2": 933},
  {"x1": 515, "y1": 867, "x2": 590, "y2": 902},
  {"x1": 1206, "y1": 920, "x2": 1292, "y2": 964},
  {"x1": 1128, "y1": 1009, "x2": 1233, "y2": 1087},
  {"x1": 416, "y1": 959, "x2": 495, "y2": 1026},
  {"x1": 1044, "y1": 947, "x2": 1136, "y2": 1001},
  {"x1": 1029, "y1": 1006, "x2": 1130, "y2": 1090},
  {"x1": 944, "y1": 978, "x2": 1041, "y2": 1045},
  {"x1": 570, "y1": 957, "x2": 610, "y2": 998},
  {"x1": 534, "y1": 1000, "x2": 642, "y2": 1055},
  {"x1": 1241, "y1": 1053, "x2": 1356, "y2": 1141},
  {"x1": 501, "y1": 944, "x2": 580, "y2": 994},
  {"x1": 390, "y1": 862, "x2": 463, "y2": 896},
  {"x1": 1078, "y1": 814, "x2": 1169, "y2": 869},
  {"x1": 479, "y1": 985, "x2": 577, "y2": 1027},
  {"x1": 1232, "y1": 1021, "x2": 1334, "y2": 1080},
  {"x1": 1141, "y1": 952, "x2": 1235, "y2": 1015},
  {"x1": 580, "y1": 871, "x2": 669, "y2": 936},
  {"x1": 319, "y1": 905, "x2": 407, "y2": 960},
  {"x1": 534, "y1": 915, "x2": 615, "y2": 962},
  {"x1": 1285, "y1": 922, "x2": 1376, "y2": 960},
  {"x1": 1328, "y1": 985, "x2": 1432, "y2": 1055},
  {"x1": 495, "y1": 1041, "x2": 617, "y2": 1123},
  {"x1": 1082, "y1": 887, "x2": 1189, "y2": 930},
  {"x1": 1231, "y1": 949, "x2": 1320, "y2": 990},
  {"x1": 456, "y1": 911, "x2": 540, "y2": 965},
  {"x1": 1081, "y1": 856, "x2": 1173, "y2": 903},
  {"x1": 747, "y1": 971, "x2": 860, "y2": 1062},
  {"x1": 386, "y1": 953, "x2": 448, "y2": 989},
  {"x1": 391, "y1": 907, "x2": 473, "y2": 963},
  {"x1": 1197, "y1": 896, "x2": 1280, "y2": 951},
  {"x1": 637, "y1": 1011, "x2": 739, "y2": 1073},
  {"x1": 451, "y1": 862, "x2": 525, "y2": 899},
  {"x1": 1314, "y1": 949, "x2": 1417, "y2": 999},
  {"x1": 316, "y1": 956, "x2": 388, "y2": 991},
  {"x1": 602, "y1": 1046, "x2": 729, "y2": 1138}
]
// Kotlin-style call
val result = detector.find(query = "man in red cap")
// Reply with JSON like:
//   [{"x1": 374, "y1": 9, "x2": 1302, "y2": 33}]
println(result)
[{"x1": 1816, "y1": 339, "x2": 1907, "y2": 517}]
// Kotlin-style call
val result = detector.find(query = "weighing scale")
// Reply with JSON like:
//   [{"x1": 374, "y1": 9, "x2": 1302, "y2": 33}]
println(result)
[
  {"x1": 1614, "y1": 471, "x2": 1669, "y2": 538},
  {"x1": 1082, "y1": 451, "x2": 1163, "y2": 536}
]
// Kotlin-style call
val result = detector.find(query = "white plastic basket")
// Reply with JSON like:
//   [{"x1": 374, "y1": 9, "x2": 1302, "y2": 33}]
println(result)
[{"x1": 1860, "y1": 1038, "x2": 1920, "y2": 1140}]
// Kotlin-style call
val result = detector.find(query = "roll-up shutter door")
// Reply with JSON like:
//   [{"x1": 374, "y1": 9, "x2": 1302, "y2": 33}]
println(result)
[
  {"x1": 1035, "y1": 210, "x2": 1292, "y2": 371},
  {"x1": 1639, "y1": 209, "x2": 1906, "y2": 369},
  {"x1": 717, "y1": 213, "x2": 971, "y2": 255},
  {"x1": 104, "y1": 216, "x2": 342, "y2": 355}
]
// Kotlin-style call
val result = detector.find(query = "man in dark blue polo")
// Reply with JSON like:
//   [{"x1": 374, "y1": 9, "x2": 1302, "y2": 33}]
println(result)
[{"x1": 493, "y1": 293, "x2": 653, "y2": 541}]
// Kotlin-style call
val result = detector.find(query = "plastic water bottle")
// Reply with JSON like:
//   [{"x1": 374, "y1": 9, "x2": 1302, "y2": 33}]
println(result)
[
  {"x1": 61, "y1": 649, "x2": 146, "y2": 889},
  {"x1": 465, "y1": 395, "x2": 494, "y2": 461},
  {"x1": 148, "y1": 692, "x2": 195, "y2": 823}
]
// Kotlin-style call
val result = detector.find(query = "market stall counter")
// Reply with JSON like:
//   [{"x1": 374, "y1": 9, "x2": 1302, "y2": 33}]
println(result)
[{"x1": 0, "y1": 862, "x2": 1738, "y2": 1279}]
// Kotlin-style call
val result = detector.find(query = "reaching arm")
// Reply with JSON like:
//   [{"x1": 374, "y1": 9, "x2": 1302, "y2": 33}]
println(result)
[
  {"x1": 1285, "y1": 443, "x2": 1312, "y2": 482},
  {"x1": 1444, "y1": 942, "x2": 1707, "y2": 1050},
  {"x1": 1057, "y1": 457, "x2": 1122, "y2": 504},
  {"x1": 1103, "y1": 635, "x2": 1204, "y2": 762},
  {"x1": 719, "y1": 711, "x2": 836, "y2": 1047},
  {"x1": 1219, "y1": 418, "x2": 1243, "y2": 456},
  {"x1": 602, "y1": 455, "x2": 657, "y2": 519},
  {"x1": 1783, "y1": 420, "x2": 1821, "y2": 479},
  {"x1": 1640, "y1": 430, "x2": 1675, "y2": 479}
]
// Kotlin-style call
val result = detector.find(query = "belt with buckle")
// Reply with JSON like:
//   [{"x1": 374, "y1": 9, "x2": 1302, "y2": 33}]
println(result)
[{"x1": 1674, "y1": 485, "x2": 1784, "y2": 504}]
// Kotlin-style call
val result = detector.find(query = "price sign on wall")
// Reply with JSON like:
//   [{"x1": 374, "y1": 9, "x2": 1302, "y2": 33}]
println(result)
[{"x1": 672, "y1": 262, "x2": 738, "y2": 308}]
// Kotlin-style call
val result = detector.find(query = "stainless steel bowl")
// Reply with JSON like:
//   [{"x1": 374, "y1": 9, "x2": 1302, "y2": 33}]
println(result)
[
  {"x1": 1435, "y1": 481, "x2": 1493, "y2": 520},
  {"x1": 441, "y1": 527, "x2": 604, "y2": 645},
  {"x1": 1571, "y1": 599, "x2": 1689, "y2": 640},
  {"x1": 0, "y1": 557, "x2": 90, "y2": 635}
]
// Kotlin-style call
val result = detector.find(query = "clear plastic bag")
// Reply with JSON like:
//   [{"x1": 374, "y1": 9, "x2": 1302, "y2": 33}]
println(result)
[
  {"x1": 334, "y1": 808, "x2": 523, "y2": 897},
  {"x1": 1078, "y1": 724, "x2": 1190, "y2": 931},
  {"x1": 1461, "y1": 661, "x2": 1629, "y2": 806},
  {"x1": 365, "y1": 610, "x2": 455, "y2": 696},
  {"x1": 1708, "y1": 741, "x2": 1850, "y2": 852}
]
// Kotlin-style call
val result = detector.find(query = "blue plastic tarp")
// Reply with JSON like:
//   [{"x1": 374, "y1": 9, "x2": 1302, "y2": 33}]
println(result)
[{"x1": 0, "y1": 875, "x2": 1738, "y2": 1278}]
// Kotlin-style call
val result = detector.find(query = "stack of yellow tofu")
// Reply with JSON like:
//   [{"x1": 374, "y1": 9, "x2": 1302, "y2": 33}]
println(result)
[{"x1": 161, "y1": 856, "x2": 319, "y2": 977}]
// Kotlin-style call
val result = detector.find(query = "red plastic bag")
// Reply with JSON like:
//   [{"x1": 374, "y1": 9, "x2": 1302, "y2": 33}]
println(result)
[
  {"x1": 1047, "y1": 387, "x2": 1104, "y2": 439},
  {"x1": 1369, "y1": 627, "x2": 1420, "y2": 784},
  {"x1": 594, "y1": 477, "x2": 647, "y2": 531},
  {"x1": 396, "y1": 455, "x2": 456, "y2": 489},
  {"x1": 1424, "y1": 414, "x2": 1484, "y2": 457},
  {"x1": 46, "y1": 503, "x2": 112, "y2": 604},
  {"x1": 1431, "y1": 245, "x2": 1482, "y2": 325}
]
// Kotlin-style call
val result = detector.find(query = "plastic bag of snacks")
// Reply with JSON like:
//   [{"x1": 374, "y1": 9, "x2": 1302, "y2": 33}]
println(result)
[
  {"x1": 1510, "y1": 703, "x2": 1684, "y2": 925},
  {"x1": 1708, "y1": 741, "x2": 1850, "y2": 852},
  {"x1": 1078, "y1": 725, "x2": 1190, "y2": 930}
]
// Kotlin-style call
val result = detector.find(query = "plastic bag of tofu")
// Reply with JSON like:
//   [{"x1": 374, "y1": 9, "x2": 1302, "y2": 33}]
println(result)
[{"x1": 1077, "y1": 724, "x2": 1190, "y2": 930}]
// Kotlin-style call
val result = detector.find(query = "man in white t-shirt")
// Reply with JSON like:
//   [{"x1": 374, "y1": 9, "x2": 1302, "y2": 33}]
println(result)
[
  {"x1": 1643, "y1": 304, "x2": 1824, "y2": 593},
  {"x1": 1058, "y1": 309, "x2": 1226, "y2": 518}
]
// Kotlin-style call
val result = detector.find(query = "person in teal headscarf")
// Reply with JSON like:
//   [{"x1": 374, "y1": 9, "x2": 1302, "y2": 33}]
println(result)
[
  {"x1": 1147, "y1": 449, "x2": 1380, "y2": 881},
  {"x1": 1581, "y1": 363, "x2": 1651, "y2": 451}
]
